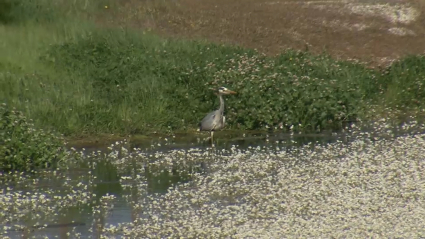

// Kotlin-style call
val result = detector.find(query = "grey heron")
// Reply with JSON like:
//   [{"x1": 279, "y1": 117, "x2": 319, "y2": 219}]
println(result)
[{"x1": 199, "y1": 86, "x2": 237, "y2": 142}]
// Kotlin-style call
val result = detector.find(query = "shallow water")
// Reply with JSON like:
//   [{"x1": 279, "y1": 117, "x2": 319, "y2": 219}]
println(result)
[
  {"x1": 3, "y1": 124, "x2": 425, "y2": 238},
  {"x1": 1, "y1": 131, "x2": 341, "y2": 238}
]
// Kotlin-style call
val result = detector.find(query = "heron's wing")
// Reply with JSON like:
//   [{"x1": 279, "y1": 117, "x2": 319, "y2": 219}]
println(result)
[{"x1": 199, "y1": 110, "x2": 218, "y2": 131}]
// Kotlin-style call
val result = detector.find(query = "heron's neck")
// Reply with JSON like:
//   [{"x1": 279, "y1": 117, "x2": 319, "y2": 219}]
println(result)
[{"x1": 218, "y1": 94, "x2": 225, "y2": 114}]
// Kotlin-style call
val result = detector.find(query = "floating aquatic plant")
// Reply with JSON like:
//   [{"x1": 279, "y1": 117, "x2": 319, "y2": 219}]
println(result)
[{"x1": 2, "y1": 119, "x2": 425, "y2": 238}]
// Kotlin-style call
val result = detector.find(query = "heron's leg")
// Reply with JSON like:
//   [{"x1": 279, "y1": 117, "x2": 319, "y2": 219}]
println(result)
[
  {"x1": 203, "y1": 131, "x2": 212, "y2": 142},
  {"x1": 210, "y1": 131, "x2": 215, "y2": 147}
]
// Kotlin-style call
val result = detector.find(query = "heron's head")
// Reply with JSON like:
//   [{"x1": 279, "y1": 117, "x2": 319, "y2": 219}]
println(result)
[{"x1": 217, "y1": 86, "x2": 237, "y2": 95}]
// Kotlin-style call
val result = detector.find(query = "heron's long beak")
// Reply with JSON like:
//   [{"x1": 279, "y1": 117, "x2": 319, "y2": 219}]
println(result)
[{"x1": 224, "y1": 90, "x2": 237, "y2": 95}]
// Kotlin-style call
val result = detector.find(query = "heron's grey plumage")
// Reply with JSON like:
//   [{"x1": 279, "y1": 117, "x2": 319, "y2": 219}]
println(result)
[
  {"x1": 199, "y1": 94, "x2": 225, "y2": 131},
  {"x1": 199, "y1": 87, "x2": 236, "y2": 142}
]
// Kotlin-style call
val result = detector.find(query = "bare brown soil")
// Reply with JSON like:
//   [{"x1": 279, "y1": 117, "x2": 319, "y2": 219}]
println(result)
[{"x1": 113, "y1": 0, "x2": 425, "y2": 67}]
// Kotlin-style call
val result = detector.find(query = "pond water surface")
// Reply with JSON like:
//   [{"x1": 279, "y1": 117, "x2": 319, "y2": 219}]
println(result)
[
  {"x1": 2, "y1": 125, "x2": 425, "y2": 238},
  {"x1": 2, "y1": 131, "x2": 342, "y2": 238}
]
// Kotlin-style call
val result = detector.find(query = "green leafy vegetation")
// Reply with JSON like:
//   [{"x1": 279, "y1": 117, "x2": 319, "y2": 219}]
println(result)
[
  {"x1": 1, "y1": 0, "x2": 425, "y2": 137},
  {"x1": 0, "y1": 104, "x2": 72, "y2": 171},
  {"x1": 379, "y1": 55, "x2": 425, "y2": 109},
  {"x1": 205, "y1": 52, "x2": 378, "y2": 131}
]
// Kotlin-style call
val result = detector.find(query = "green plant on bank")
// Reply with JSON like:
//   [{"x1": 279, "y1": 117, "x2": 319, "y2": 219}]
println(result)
[
  {"x1": 379, "y1": 55, "x2": 425, "y2": 110},
  {"x1": 202, "y1": 52, "x2": 380, "y2": 131},
  {"x1": 39, "y1": 29, "x2": 248, "y2": 134},
  {"x1": 0, "y1": 104, "x2": 72, "y2": 171},
  {"x1": 40, "y1": 30, "x2": 381, "y2": 133}
]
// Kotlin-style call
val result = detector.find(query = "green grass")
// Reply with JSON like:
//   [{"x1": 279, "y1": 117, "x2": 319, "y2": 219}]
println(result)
[{"x1": 1, "y1": 0, "x2": 425, "y2": 137}]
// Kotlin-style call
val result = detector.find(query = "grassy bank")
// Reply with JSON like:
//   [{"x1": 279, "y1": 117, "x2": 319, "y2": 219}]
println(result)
[{"x1": 1, "y1": 0, "x2": 425, "y2": 137}]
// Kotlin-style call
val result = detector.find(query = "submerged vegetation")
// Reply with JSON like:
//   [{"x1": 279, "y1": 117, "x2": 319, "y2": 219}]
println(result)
[{"x1": 1, "y1": 0, "x2": 425, "y2": 136}]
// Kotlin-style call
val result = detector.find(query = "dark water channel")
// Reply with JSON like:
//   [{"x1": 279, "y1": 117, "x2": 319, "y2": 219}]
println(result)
[{"x1": 2, "y1": 131, "x2": 346, "y2": 238}]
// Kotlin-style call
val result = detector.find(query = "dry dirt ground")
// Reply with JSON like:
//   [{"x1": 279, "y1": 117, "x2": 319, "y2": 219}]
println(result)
[{"x1": 112, "y1": 0, "x2": 425, "y2": 67}]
